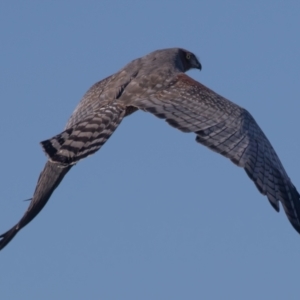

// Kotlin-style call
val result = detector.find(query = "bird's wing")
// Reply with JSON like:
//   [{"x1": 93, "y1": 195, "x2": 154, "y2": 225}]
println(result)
[
  {"x1": 0, "y1": 162, "x2": 72, "y2": 250},
  {"x1": 64, "y1": 75, "x2": 116, "y2": 129},
  {"x1": 41, "y1": 102, "x2": 126, "y2": 165},
  {"x1": 130, "y1": 73, "x2": 300, "y2": 233},
  {"x1": 0, "y1": 102, "x2": 126, "y2": 250}
]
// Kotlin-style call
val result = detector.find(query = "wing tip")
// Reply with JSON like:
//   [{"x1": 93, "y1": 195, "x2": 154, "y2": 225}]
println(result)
[
  {"x1": 0, "y1": 225, "x2": 19, "y2": 251},
  {"x1": 283, "y1": 185, "x2": 300, "y2": 235},
  {"x1": 290, "y1": 222, "x2": 300, "y2": 235}
]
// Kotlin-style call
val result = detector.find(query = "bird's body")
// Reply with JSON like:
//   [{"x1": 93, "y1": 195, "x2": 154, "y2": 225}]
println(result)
[{"x1": 1, "y1": 48, "x2": 299, "y2": 250}]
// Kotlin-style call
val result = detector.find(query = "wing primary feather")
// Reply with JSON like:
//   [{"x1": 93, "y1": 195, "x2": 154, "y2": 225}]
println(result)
[
  {"x1": 0, "y1": 162, "x2": 72, "y2": 250},
  {"x1": 131, "y1": 73, "x2": 300, "y2": 233}
]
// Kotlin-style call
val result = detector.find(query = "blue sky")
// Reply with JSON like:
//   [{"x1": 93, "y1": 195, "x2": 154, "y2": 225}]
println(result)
[{"x1": 0, "y1": 1, "x2": 300, "y2": 299}]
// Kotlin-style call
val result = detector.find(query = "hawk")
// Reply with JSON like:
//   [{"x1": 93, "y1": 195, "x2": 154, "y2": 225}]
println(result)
[{"x1": 1, "y1": 48, "x2": 299, "y2": 250}]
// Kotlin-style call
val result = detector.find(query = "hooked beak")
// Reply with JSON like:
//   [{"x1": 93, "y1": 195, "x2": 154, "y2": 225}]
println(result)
[{"x1": 193, "y1": 57, "x2": 202, "y2": 70}]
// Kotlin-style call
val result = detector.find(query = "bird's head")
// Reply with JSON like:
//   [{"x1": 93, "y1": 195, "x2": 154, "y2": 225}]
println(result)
[
  {"x1": 147, "y1": 48, "x2": 201, "y2": 72},
  {"x1": 124, "y1": 48, "x2": 202, "y2": 77},
  {"x1": 178, "y1": 48, "x2": 202, "y2": 72}
]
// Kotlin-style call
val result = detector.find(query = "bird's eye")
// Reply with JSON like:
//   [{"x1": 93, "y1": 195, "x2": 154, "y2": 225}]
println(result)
[{"x1": 186, "y1": 53, "x2": 191, "y2": 60}]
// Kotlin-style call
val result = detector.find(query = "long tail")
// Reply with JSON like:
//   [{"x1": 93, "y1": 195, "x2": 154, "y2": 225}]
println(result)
[{"x1": 0, "y1": 161, "x2": 72, "y2": 250}]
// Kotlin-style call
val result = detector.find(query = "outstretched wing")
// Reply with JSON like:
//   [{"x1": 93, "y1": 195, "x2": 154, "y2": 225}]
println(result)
[
  {"x1": 0, "y1": 102, "x2": 126, "y2": 250},
  {"x1": 131, "y1": 73, "x2": 300, "y2": 233},
  {"x1": 0, "y1": 65, "x2": 140, "y2": 251}
]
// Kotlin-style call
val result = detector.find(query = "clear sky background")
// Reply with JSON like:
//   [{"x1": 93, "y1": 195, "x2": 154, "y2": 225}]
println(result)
[{"x1": 0, "y1": 1, "x2": 300, "y2": 299}]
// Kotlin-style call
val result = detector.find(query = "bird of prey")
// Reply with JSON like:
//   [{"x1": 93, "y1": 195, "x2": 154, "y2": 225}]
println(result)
[{"x1": 1, "y1": 48, "x2": 299, "y2": 250}]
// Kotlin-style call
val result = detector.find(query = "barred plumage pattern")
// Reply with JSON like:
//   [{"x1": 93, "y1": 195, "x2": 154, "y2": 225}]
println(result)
[
  {"x1": 41, "y1": 103, "x2": 126, "y2": 165},
  {"x1": 131, "y1": 74, "x2": 300, "y2": 233},
  {"x1": 1, "y1": 48, "x2": 299, "y2": 251}
]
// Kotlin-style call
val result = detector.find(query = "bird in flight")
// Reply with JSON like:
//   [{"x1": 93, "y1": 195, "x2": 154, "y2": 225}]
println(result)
[{"x1": 1, "y1": 48, "x2": 299, "y2": 250}]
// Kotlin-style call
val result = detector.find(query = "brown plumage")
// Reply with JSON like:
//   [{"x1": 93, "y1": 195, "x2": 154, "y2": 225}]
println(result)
[{"x1": 0, "y1": 48, "x2": 299, "y2": 250}]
